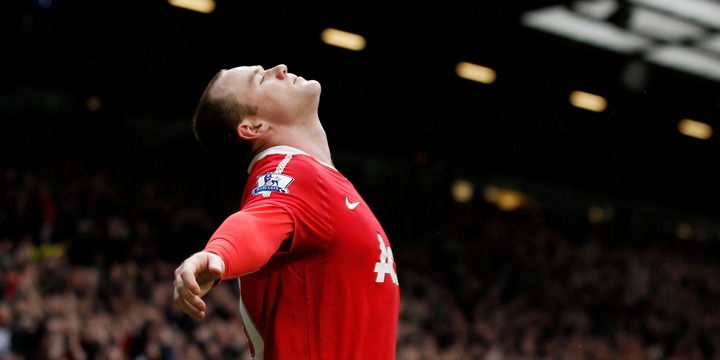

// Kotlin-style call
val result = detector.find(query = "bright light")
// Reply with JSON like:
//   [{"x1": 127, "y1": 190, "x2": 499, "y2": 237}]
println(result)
[
  {"x1": 451, "y1": 179, "x2": 475, "y2": 203},
  {"x1": 455, "y1": 62, "x2": 497, "y2": 84},
  {"x1": 522, "y1": 1, "x2": 720, "y2": 85},
  {"x1": 574, "y1": 1, "x2": 706, "y2": 42},
  {"x1": 483, "y1": 186, "x2": 526, "y2": 211},
  {"x1": 569, "y1": 90, "x2": 607, "y2": 112},
  {"x1": 630, "y1": 0, "x2": 720, "y2": 29},
  {"x1": 320, "y1": 28, "x2": 366, "y2": 51},
  {"x1": 629, "y1": 7, "x2": 706, "y2": 42},
  {"x1": 678, "y1": 118, "x2": 712, "y2": 140},
  {"x1": 521, "y1": 5, "x2": 653, "y2": 54},
  {"x1": 168, "y1": 0, "x2": 215, "y2": 14},
  {"x1": 698, "y1": 34, "x2": 720, "y2": 54},
  {"x1": 646, "y1": 45, "x2": 720, "y2": 83}
]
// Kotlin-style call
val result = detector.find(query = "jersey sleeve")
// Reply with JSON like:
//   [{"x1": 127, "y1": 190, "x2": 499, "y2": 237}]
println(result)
[
  {"x1": 203, "y1": 202, "x2": 293, "y2": 279},
  {"x1": 242, "y1": 154, "x2": 333, "y2": 254}
]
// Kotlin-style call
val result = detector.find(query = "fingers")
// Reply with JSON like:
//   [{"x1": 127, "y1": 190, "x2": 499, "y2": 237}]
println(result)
[
  {"x1": 173, "y1": 252, "x2": 227, "y2": 319},
  {"x1": 173, "y1": 287, "x2": 206, "y2": 319},
  {"x1": 173, "y1": 256, "x2": 207, "y2": 319},
  {"x1": 175, "y1": 262, "x2": 201, "y2": 296}
]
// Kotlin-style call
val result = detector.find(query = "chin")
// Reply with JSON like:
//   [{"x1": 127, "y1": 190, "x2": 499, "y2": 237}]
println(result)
[{"x1": 306, "y1": 81, "x2": 322, "y2": 94}]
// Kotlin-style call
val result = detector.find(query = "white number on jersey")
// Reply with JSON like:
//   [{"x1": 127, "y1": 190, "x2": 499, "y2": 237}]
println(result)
[{"x1": 374, "y1": 234, "x2": 399, "y2": 285}]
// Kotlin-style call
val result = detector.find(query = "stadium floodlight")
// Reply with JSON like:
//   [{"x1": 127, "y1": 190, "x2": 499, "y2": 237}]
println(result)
[
  {"x1": 521, "y1": 5, "x2": 654, "y2": 54},
  {"x1": 646, "y1": 45, "x2": 720, "y2": 82},
  {"x1": 697, "y1": 34, "x2": 720, "y2": 54},
  {"x1": 455, "y1": 62, "x2": 497, "y2": 84},
  {"x1": 569, "y1": 90, "x2": 607, "y2": 112},
  {"x1": 320, "y1": 28, "x2": 366, "y2": 51},
  {"x1": 629, "y1": 0, "x2": 720, "y2": 30},
  {"x1": 678, "y1": 118, "x2": 713, "y2": 140},
  {"x1": 626, "y1": 7, "x2": 707, "y2": 42},
  {"x1": 521, "y1": 1, "x2": 720, "y2": 84},
  {"x1": 572, "y1": 0, "x2": 707, "y2": 42},
  {"x1": 167, "y1": 0, "x2": 215, "y2": 14}
]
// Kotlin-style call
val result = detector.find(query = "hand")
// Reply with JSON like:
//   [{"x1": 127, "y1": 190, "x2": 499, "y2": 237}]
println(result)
[{"x1": 173, "y1": 251, "x2": 225, "y2": 319}]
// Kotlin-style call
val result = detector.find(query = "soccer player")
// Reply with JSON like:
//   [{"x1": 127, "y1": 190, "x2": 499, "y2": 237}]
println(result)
[{"x1": 172, "y1": 64, "x2": 400, "y2": 359}]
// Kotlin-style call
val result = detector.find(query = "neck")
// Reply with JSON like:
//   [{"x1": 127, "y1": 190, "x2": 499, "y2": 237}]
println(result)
[{"x1": 253, "y1": 120, "x2": 333, "y2": 166}]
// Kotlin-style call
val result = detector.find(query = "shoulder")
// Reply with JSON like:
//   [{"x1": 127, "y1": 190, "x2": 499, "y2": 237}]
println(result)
[
  {"x1": 247, "y1": 153, "x2": 327, "y2": 198},
  {"x1": 248, "y1": 146, "x2": 332, "y2": 176},
  {"x1": 251, "y1": 153, "x2": 322, "y2": 178}
]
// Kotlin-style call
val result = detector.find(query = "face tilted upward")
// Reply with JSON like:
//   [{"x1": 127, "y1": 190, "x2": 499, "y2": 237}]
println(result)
[{"x1": 212, "y1": 64, "x2": 322, "y2": 127}]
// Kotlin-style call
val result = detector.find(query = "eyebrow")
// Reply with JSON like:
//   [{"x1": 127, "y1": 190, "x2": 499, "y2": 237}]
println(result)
[{"x1": 249, "y1": 66, "x2": 263, "y2": 86}]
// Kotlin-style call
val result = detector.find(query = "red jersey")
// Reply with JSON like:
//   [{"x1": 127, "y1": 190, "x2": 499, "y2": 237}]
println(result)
[{"x1": 205, "y1": 146, "x2": 400, "y2": 359}]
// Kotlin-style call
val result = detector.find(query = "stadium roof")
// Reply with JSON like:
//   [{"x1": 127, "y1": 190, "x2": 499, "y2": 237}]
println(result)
[{"x1": 2, "y1": 0, "x2": 720, "y2": 218}]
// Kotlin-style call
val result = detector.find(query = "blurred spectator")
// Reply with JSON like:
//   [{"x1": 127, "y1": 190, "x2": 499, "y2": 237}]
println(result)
[{"x1": 1, "y1": 137, "x2": 720, "y2": 359}]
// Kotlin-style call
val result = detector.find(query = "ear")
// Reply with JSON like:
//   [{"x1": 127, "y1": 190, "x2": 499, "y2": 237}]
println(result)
[{"x1": 237, "y1": 117, "x2": 267, "y2": 141}]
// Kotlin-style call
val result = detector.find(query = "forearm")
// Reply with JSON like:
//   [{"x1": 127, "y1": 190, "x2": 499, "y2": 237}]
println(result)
[{"x1": 203, "y1": 203, "x2": 293, "y2": 279}]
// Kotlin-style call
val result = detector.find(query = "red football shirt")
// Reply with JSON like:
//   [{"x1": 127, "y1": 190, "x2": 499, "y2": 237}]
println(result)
[{"x1": 204, "y1": 146, "x2": 400, "y2": 360}]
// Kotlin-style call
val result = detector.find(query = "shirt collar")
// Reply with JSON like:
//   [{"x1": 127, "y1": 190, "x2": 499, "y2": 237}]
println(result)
[{"x1": 247, "y1": 145, "x2": 336, "y2": 173}]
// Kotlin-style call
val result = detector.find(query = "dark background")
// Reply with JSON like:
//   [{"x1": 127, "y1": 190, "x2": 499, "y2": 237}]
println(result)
[
  {"x1": 2, "y1": 0, "x2": 719, "y2": 229},
  {"x1": 3, "y1": 3, "x2": 720, "y2": 358}
]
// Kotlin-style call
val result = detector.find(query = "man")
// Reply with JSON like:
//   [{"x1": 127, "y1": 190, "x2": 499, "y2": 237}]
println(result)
[{"x1": 173, "y1": 64, "x2": 400, "y2": 359}]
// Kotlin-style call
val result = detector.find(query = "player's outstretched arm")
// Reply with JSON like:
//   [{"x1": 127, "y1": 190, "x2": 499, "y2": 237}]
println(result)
[{"x1": 173, "y1": 251, "x2": 225, "y2": 320}]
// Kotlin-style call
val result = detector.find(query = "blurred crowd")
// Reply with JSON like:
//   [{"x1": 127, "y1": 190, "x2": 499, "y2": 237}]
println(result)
[{"x1": 2, "y1": 142, "x2": 720, "y2": 359}]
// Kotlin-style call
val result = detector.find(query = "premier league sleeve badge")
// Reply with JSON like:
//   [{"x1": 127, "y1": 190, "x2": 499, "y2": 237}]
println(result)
[{"x1": 252, "y1": 172, "x2": 295, "y2": 197}]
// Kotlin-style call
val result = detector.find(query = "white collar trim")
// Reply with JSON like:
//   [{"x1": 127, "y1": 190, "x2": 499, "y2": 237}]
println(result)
[{"x1": 247, "y1": 146, "x2": 336, "y2": 173}]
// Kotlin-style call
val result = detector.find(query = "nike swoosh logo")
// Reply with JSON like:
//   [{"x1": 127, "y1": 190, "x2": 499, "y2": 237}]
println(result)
[{"x1": 345, "y1": 197, "x2": 360, "y2": 210}]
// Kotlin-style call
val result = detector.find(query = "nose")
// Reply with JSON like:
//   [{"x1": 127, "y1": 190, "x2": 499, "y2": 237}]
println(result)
[{"x1": 268, "y1": 64, "x2": 287, "y2": 79}]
